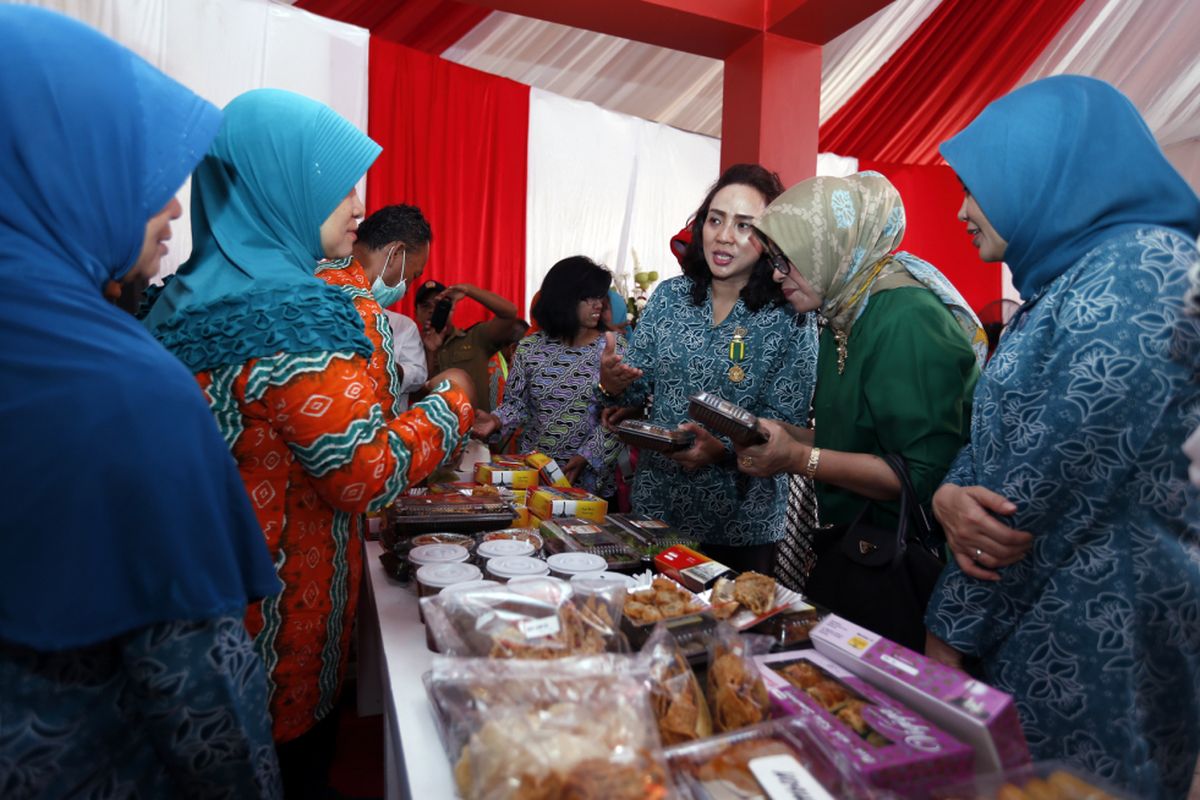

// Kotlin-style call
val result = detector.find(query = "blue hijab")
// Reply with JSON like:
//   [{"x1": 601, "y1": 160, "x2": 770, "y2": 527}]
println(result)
[
  {"x1": 0, "y1": 7, "x2": 279, "y2": 650},
  {"x1": 143, "y1": 89, "x2": 380, "y2": 372},
  {"x1": 941, "y1": 75, "x2": 1200, "y2": 299}
]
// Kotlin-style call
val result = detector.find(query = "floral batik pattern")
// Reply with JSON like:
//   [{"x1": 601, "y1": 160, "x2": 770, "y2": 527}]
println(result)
[
  {"x1": 614, "y1": 276, "x2": 818, "y2": 546},
  {"x1": 925, "y1": 229, "x2": 1200, "y2": 799},
  {"x1": 198, "y1": 353, "x2": 471, "y2": 741},
  {"x1": 0, "y1": 616, "x2": 281, "y2": 799}
]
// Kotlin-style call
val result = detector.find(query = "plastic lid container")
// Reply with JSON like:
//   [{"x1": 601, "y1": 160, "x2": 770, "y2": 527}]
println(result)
[
  {"x1": 411, "y1": 532, "x2": 475, "y2": 551},
  {"x1": 486, "y1": 556, "x2": 550, "y2": 581},
  {"x1": 408, "y1": 543, "x2": 470, "y2": 567},
  {"x1": 571, "y1": 571, "x2": 637, "y2": 591},
  {"x1": 440, "y1": 578, "x2": 501, "y2": 596},
  {"x1": 415, "y1": 562, "x2": 482, "y2": 622},
  {"x1": 546, "y1": 552, "x2": 608, "y2": 578},
  {"x1": 416, "y1": 562, "x2": 482, "y2": 590},
  {"x1": 475, "y1": 538, "x2": 536, "y2": 560}
]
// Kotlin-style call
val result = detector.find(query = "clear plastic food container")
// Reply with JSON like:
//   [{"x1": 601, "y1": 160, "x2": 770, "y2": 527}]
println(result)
[
  {"x1": 475, "y1": 538, "x2": 536, "y2": 561},
  {"x1": 415, "y1": 562, "x2": 483, "y2": 622},
  {"x1": 485, "y1": 555, "x2": 550, "y2": 582},
  {"x1": 546, "y1": 551, "x2": 608, "y2": 579}
]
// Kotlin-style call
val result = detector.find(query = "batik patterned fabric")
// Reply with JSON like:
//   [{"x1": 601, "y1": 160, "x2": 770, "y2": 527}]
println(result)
[
  {"x1": 0, "y1": 616, "x2": 281, "y2": 799},
  {"x1": 316, "y1": 257, "x2": 404, "y2": 420},
  {"x1": 925, "y1": 229, "x2": 1200, "y2": 798},
  {"x1": 493, "y1": 332, "x2": 623, "y2": 496},
  {"x1": 614, "y1": 276, "x2": 818, "y2": 545},
  {"x1": 199, "y1": 354, "x2": 471, "y2": 741}
]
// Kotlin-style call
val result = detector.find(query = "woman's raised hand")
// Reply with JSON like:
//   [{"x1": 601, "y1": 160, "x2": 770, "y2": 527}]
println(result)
[
  {"x1": 932, "y1": 483, "x2": 1033, "y2": 581},
  {"x1": 598, "y1": 331, "x2": 642, "y2": 396}
]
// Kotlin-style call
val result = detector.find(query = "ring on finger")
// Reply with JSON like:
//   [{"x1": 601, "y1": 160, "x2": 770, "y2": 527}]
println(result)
[
  {"x1": 973, "y1": 547, "x2": 983, "y2": 562},
  {"x1": 740, "y1": 455, "x2": 753, "y2": 468}
]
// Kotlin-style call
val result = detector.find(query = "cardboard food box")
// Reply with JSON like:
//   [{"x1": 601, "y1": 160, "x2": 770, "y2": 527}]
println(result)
[
  {"x1": 512, "y1": 506, "x2": 536, "y2": 529},
  {"x1": 810, "y1": 614, "x2": 1030, "y2": 773},
  {"x1": 755, "y1": 649, "x2": 974, "y2": 798},
  {"x1": 474, "y1": 457, "x2": 539, "y2": 488},
  {"x1": 521, "y1": 451, "x2": 572, "y2": 488},
  {"x1": 527, "y1": 486, "x2": 607, "y2": 522},
  {"x1": 654, "y1": 545, "x2": 732, "y2": 593}
]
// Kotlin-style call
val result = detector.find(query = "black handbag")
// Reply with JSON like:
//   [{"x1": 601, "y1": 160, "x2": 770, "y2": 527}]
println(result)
[{"x1": 803, "y1": 454, "x2": 945, "y2": 652}]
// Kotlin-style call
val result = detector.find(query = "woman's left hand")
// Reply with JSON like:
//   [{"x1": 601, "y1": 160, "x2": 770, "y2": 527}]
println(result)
[
  {"x1": 562, "y1": 455, "x2": 587, "y2": 484},
  {"x1": 734, "y1": 418, "x2": 803, "y2": 477},
  {"x1": 924, "y1": 631, "x2": 963, "y2": 669},
  {"x1": 668, "y1": 422, "x2": 726, "y2": 471}
]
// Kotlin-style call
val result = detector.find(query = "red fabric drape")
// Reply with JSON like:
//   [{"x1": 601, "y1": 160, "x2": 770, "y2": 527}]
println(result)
[
  {"x1": 820, "y1": 0, "x2": 1087, "y2": 165},
  {"x1": 859, "y1": 160, "x2": 1001, "y2": 315},
  {"x1": 367, "y1": 38, "x2": 530, "y2": 330},
  {"x1": 295, "y1": 0, "x2": 489, "y2": 55}
]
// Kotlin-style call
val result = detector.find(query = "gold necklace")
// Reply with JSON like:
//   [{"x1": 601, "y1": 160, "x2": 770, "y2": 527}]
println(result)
[
  {"x1": 830, "y1": 256, "x2": 892, "y2": 375},
  {"x1": 834, "y1": 328, "x2": 849, "y2": 375}
]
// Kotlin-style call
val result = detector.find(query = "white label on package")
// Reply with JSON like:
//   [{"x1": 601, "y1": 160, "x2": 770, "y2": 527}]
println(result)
[
  {"x1": 818, "y1": 615, "x2": 881, "y2": 657},
  {"x1": 881, "y1": 652, "x2": 920, "y2": 677},
  {"x1": 748, "y1": 754, "x2": 837, "y2": 800},
  {"x1": 518, "y1": 616, "x2": 561, "y2": 639}
]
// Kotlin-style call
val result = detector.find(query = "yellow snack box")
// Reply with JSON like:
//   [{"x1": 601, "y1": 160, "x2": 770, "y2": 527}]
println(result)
[
  {"x1": 521, "y1": 451, "x2": 571, "y2": 488},
  {"x1": 474, "y1": 458, "x2": 538, "y2": 488},
  {"x1": 527, "y1": 486, "x2": 607, "y2": 523},
  {"x1": 512, "y1": 506, "x2": 538, "y2": 529}
]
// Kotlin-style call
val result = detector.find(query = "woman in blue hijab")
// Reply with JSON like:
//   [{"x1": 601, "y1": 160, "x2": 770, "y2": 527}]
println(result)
[
  {"x1": 925, "y1": 76, "x2": 1200, "y2": 798},
  {"x1": 0, "y1": 7, "x2": 281, "y2": 797},
  {"x1": 142, "y1": 88, "x2": 476, "y2": 791}
]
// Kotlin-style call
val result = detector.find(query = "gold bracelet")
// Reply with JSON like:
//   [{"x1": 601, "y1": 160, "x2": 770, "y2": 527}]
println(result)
[
  {"x1": 803, "y1": 446, "x2": 822, "y2": 479},
  {"x1": 597, "y1": 381, "x2": 615, "y2": 398}
]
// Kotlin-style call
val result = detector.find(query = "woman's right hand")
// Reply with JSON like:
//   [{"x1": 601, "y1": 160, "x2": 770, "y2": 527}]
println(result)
[
  {"x1": 932, "y1": 483, "x2": 1033, "y2": 581},
  {"x1": 599, "y1": 331, "x2": 642, "y2": 396},
  {"x1": 600, "y1": 405, "x2": 642, "y2": 429},
  {"x1": 733, "y1": 418, "x2": 802, "y2": 477}
]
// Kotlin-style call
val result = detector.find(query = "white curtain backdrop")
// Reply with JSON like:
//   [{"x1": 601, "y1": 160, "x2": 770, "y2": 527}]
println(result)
[
  {"x1": 16, "y1": 0, "x2": 370, "y2": 277},
  {"x1": 526, "y1": 89, "x2": 720, "y2": 312}
]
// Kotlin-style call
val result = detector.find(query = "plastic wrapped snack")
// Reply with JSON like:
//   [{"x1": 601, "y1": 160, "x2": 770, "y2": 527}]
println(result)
[
  {"x1": 421, "y1": 576, "x2": 629, "y2": 659},
  {"x1": 641, "y1": 625, "x2": 713, "y2": 745},
  {"x1": 931, "y1": 761, "x2": 1134, "y2": 800},
  {"x1": 665, "y1": 718, "x2": 877, "y2": 800},
  {"x1": 425, "y1": 655, "x2": 673, "y2": 800},
  {"x1": 706, "y1": 623, "x2": 772, "y2": 733}
]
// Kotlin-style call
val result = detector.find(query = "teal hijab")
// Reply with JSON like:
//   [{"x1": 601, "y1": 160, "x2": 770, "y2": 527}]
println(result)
[
  {"x1": 940, "y1": 76, "x2": 1200, "y2": 300},
  {"x1": 144, "y1": 89, "x2": 380, "y2": 371}
]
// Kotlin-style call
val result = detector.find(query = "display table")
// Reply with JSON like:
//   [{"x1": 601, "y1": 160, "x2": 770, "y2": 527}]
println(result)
[{"x1": 357, "y1": 540, "x2": 457, "y2": 799}]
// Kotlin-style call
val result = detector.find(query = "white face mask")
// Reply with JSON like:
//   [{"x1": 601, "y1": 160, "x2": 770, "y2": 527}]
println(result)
[{"x1": 371, "y1": 244, "x2": 407, "y2": 307}]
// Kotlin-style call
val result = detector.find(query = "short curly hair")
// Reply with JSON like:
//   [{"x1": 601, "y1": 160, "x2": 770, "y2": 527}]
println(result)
[
  {"x1": 681, "y1": 163, "x2": 785, "y2": 312},
  {"x1": 356, "y1": 204, "x2": 432, "y2": 252},
  {"x1": 531, "y1": 256, "x2": 612, "y2": 342}
]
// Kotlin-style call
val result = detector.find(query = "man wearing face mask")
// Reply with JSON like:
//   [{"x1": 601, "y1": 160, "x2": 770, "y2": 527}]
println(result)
[{"x1": 315, "y1": 203, "x2": 431, "y2": 420}]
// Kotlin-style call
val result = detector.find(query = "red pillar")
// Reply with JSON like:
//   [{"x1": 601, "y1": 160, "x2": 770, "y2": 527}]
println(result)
[{"x1": 721, "y1": 32, "x2": 821, "y2": 187}]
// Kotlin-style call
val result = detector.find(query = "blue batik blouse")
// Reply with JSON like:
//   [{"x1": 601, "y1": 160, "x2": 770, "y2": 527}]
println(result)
[
  {"x1": 616, "y1": 276, "x2": 818, "y2": 546},
  {"x1": 925, "y1": 229, "x2": 1200, "y2": 799}
]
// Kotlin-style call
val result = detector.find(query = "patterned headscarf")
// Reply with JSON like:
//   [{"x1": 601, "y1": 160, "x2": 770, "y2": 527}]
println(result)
[{"x1": 755, "y1": 171, "x2": 987, "y2": 366}]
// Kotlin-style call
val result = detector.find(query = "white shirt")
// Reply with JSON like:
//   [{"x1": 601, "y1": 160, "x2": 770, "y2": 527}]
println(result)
[{"x1": 384, "y1": 310, "x2": 427, "y2": 412}]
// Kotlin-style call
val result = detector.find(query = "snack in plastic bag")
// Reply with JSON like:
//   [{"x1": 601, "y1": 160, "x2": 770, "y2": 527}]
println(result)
[
  {"x1": 426, "y1": 655, "x2": 673, "y2": 800},
  {"x1": 665, "y1": 718, "x2": 877, "y2": 800},
  {"x1": 625, "y1": 576, "x2": 706, "y2": 624},
  {"x1": 641, "y1": 624, "x2": 713, "y2": 745},
  {"x1": 422, "y1": 576, "x2": 628, "y2": 659},
  {"x1": 706, "y1": 623, "x2": 772, "y2": 733}
]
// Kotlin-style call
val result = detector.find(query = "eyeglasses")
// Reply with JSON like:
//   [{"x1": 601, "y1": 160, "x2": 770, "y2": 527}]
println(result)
[{"x1": 754, "y1": 231, "x2": 791, "y2": 275}]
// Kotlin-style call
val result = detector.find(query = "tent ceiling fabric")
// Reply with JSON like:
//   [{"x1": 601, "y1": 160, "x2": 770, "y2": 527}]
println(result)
[{"x1": 445, "y1": 0, "x2": 1198, "y2": 153}]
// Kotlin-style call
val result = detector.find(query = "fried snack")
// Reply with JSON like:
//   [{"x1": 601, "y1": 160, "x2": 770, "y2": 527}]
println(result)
[
  {"x1": 708, "y1": 650, "x2": 770, "y2": 732},
  {"x1": 559, "y1": 758, "x2": 669, "y2": 800},
  {"x1": 806, "y1": 679, "x2": 851, "y2": 710},
  {"x1": 487, "y1": 597, "x2": 613, "y2": 659},
  {"x1": 693, "y1": 738, "x2": 796, "y2": 793},
  {"x1": 625, "y1": 577, "x2": 703, "y2": 624},
  {"x1": 997, "y1": 785, "x2": 1033, "y2": 800},
  {"x1": 708, "y1": 577, "x2": 740, "y2": 620},
  {"x1": 733, "y1": 571, "x2": 776, "y2": 616},
  {"x1": 1046, "y1": 770, "x2": 1119, "y2": 799},
  {"x1": 649, "y1": 651, "x2": 712, "y2": 745},
  {"x1": 778, "y1": 660, "x2": 823, "y2": 690}
]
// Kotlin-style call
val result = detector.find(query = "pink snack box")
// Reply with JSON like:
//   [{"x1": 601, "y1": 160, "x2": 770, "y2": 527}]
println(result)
[
  {"x1": 754, "y1": 649, "x2": 973, "y2": 798},
  {"x1": 810, "y1": 614, "x2": 1030, "y2": 773}
]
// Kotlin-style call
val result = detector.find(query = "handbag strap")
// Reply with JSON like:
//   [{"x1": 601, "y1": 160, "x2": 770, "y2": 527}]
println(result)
[{"x1": 878, "y1": 454, "x2": 934, "y2": 554}]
